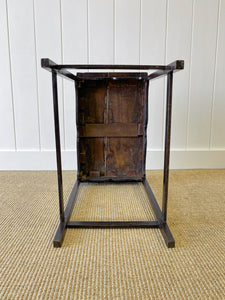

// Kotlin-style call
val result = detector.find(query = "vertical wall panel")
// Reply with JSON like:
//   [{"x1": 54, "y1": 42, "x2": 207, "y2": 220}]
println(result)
[
  {"x1": 61, "y1": 0, "x2": 88, "y2": 150},
  {"x1": 7, "y1": 0, "x2": 39, "y2": 149},
  {"x1": 115, "y1": 0, "x2": 140, "y2": 64},
  {"x1": 211, "y1": 0, "x2": 225, "y2": 149},
  {"x1": 34, "y1": 0, "x2": 64, "y2": 150},
  {"x1": 141, "y1": 0, "x2": 167, "y2": 150},
  {"x1": 188, "y1": 0, "x2": 219, "y2": 149},
  {"x1": 0, "y1": 0, "x2": 15, "y2": 149},
  {"x1": 88, "y1": 0, "x2": 114, "y2": 64},
  {"x1": 167, "y1": 0, "x2": 193, "y2": 149}
]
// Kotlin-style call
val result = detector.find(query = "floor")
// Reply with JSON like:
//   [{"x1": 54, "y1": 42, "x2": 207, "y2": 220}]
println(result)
[{"x1": 0, "y1": 170, "x2": 224, "y2": 299}]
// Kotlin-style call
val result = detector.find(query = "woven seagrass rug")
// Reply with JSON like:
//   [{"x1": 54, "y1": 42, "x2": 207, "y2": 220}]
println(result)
[{"x1": 0, "y1": 170, "x2": 224, "y2": 299}]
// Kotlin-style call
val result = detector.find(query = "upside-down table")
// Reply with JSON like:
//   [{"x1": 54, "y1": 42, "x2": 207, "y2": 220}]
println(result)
[{"x1": 41, "y1": 59, "x2": 184, "y2": 248}]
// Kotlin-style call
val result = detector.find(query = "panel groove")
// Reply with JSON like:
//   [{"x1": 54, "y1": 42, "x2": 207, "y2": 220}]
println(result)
[
  {"x1": 188, "y1": 0, "x2": 219, "y2": 149},
  {"x1": 59, "y1": 0, "x2": 66, "y2": 150},
  {"x1": 210, "y1": 0, "x2": 225, "y2": 149},
  {"x1": 209, "y1": 0, "x2": 221, "y2": 150},
  {"x1": 141, "y1": 0, "x2": 167, "y2": 151},
  {"x1": 139, "y1": 0, "x2": 142, "y2": 65},
  {"x1": 115, "y1": 0, "x2": 140, "y2": 64},
  {"x1": 164, "y1": 0, "x2": 169, "y2": 66},
  {"x1": 61, "y1": 0, "x2": 87, "y2": 150},
  {"x1": 32, "y1": 0, "x2": 41, "y2": 150},
  {"x1": 113, "y1": 0, "x2": 116, "y2": 64},
  {"x1": 186, "y1": 0, "x2": 195, "y2": 150},
  {"x1": 162, "y1": 0, "x2": 169, "y2": 149},
  {"x1": 34, "y1": 0, "x2": 64, "y2": 150},
  {"x1": 5, "y1": 0, "x2": 17, "y2": 150},
  {"x1": 87, "y1": 0, "x2": 90, "y2": 64}
]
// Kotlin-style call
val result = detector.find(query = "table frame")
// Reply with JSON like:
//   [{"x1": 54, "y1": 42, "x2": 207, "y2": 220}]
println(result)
[{"x1": 41, "y1": 59, "x2": 184, "y2": 248}]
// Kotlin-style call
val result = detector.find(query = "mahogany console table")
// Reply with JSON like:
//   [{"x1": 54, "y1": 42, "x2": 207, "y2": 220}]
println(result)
[{"x1": 41, "y1": 58, "x2": 184, "y2": 248}]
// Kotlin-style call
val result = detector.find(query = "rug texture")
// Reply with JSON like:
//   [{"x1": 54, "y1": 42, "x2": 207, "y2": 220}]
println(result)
[{"x1": 0, "y1": 170, "x2": 224, "y2": 299}]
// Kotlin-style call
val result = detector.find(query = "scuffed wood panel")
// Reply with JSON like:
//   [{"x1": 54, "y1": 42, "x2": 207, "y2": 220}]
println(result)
[
  {"x1": 77, "y1": 79, "x2": 107, "y2": 179},
  {"x1": 79, "y1": 137, "x2": 105, "y2": 178},
  {"x1": 77, "y1": 76, "x2": 147, "y2": 180},
  {"x1": 107, "y1": 137, "x2": 143, "y2": 177}
]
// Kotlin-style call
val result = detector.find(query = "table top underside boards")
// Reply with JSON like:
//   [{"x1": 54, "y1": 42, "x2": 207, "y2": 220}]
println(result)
[{"x1": 76, "y1": 73, "x2": 149, "y2": 182}]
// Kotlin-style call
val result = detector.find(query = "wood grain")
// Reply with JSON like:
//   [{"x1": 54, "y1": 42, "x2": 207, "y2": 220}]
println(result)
[{"x1": 77, "y1": 76, "x2": 147, "y2": 180}]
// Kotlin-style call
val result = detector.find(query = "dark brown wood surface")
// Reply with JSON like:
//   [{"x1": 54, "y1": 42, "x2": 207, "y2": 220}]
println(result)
[
  {"x1": 79, "y1": 123, "x2": 139, "y2": 137},
  {"x1": 76, "y1": 74, "x2": 148, "y2": 181}
]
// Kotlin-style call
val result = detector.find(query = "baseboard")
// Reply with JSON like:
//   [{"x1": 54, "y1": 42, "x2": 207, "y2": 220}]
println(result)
[
  {"x1": 0, "y1": 150, "x2": 77, "y2": 171},
  {"x1": 0, "y1": 149, "x2": 224, "y2": 170},
  {"x1": 146, "y1": 149, "x2": 225, "y2": 169}
]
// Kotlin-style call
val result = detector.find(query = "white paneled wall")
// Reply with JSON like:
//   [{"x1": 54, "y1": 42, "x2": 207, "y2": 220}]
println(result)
[{"x1": 0, "y1": 0, "x2": 225, "y2": 170}]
